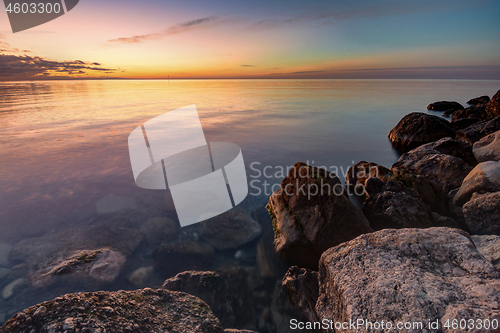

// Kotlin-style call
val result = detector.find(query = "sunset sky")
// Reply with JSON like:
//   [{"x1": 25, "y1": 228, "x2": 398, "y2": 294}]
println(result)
[{"x1": 1, "y1": 0, "x2": 499, "y2": 80}]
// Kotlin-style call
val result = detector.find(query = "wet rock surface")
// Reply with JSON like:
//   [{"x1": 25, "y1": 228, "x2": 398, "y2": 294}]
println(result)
[
  {"x1": 267, "y1": 162, "x2": 372, "y2": 269},
  {"x1": 0, "y1": 288, "x2": 225, "y2": 333},
  {"x1": 388, "y1": 112, "x2": 455, "y2": 151},
  {"x1": 463, "y1": 191, "x2": 500, "y2": 235},
  {"x1": 315, "y1": 228, "x2": 500, "y2": 333},
  {"x1": 453, "y1": 161, "x2": 500, "y2": 206},
  {"x1": 473, "y1": 130, "x2": 500, "y2": 163}
]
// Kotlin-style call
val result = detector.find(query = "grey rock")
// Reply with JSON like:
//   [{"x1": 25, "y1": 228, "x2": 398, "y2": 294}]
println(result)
[
  {"x1": 152, "y1": 241, "x2": 214, "y2": 278},
  {"x1": 127, "y1": 266, "x2": 155, "y2": 288},
  {"x1": 282, "y1": 266, "x2": 319, "y2": 323},
  {"x1": 198, "y1": 211, "x2": 262, "y2": 250},
  {"x1": 456, "y1": 115, "x2": 500, "y2": 145},
  {"x1": 467, "y1": 95, "x2": 490, "y2": 105},
  {"x1": 140, "y1": 217, "x2": 179, "y2": 248},
  {"x1": 0, "y1": 289, "x2": 225, "y2": 333},
  {"x1": 472, "y1": 235, "x2": 500, "y2": 270},
  {"x1": 463, "y1": 191, "x2": 500, "y2": 235},
  {"x1": 316, "y1": 228, "x2": 500, "y2": 333},
  {"x1": 427, "y1": 101, "x2": 463, "y2": 111},
  {"x1": 362, "y1": 180, "x2": 432, "y2": 231},
  {"x1": 453, "y1": 161, "x2": 500, "y2": 206},
  {"x1": 2, "y1": 278, "x2": 24, "y2": 300},
  {"x1": 473, "y1": 130, "x2": 500, "y2": 163},
  {"x1": 388, "y1": 112, "x2": 455, "y2": 151},
  {"x1": 267, "y1": 162, "x2": 372, "y2": 269}
]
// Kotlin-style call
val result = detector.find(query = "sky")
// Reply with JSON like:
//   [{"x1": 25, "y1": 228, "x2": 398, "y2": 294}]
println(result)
[{"x1": 0, "y1": 0, "x2": 499, "y2": 80}]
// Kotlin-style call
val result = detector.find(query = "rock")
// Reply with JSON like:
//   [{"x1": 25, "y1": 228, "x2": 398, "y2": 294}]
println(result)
[
  {"x1": 362, "y1": 180, "x2": 432, "y2": 230},
  {"x1": 472, "y1": 235, "x2": 500, "y2": 270},
  {"x1": 27, "y1": 249, "x2": 127, "y2": 288},
  {"x1": 456, "y1": 115, "x2": 500, "y2": 145},
  {"x1": 427, "y1": 101, "x2": 463, "y2": 111},
  {"x1": 127, "y1": 266, "x2": 155, "y2": 287},
  {"x1": 409, "y1": 136, "x2": 476, "y2": 166},
  {"x1": 282, "y1": 266, "x2": 319, "y2": 323},
  {"x1": 270, "y1": 281, "x2": 309, "y2": 333},
  {"x1": 152, "y1": 241, "x2": 214, "y2": 278},
  {"x1": 453, "y1": 161, "x2": 500, "y2": 206},
  {"x1": 95, "y1": 195, "x2": 137, "y2": 215},
  {"x1": 388, "y1": 112, "x2": 455, "y2": 151},
  {"x1": 315, "y1": 228, "x2": 500, "y2": 332},
  {"x1": 450, "y1": 103, "x2": 487, "y2": 122},
  {"x1": 485, "y1": 89, "x2": 500, "y2": 120},
  {"x1": 162, "y1": 269, "x2": 255, "y2": 329},
  {"x1": 473, "y1": 130, "x2": 500, "y2": 163},
  {"x1": 2, "y1": 278, "x2": 24, "y2": 300},
  {"x1": 363, "y1": 177, "x2": 385, "y2": 197},
  {"x1": 0, "y1": 288, "x2": 225, "y2": 333},
  {"x1": 267, "y1": 162, "x2": 372, "y2": 269},
  {"x1": 140, "y1": 217, "x2": 179, "y2": 248},
  {"x1": 0, "y1": 268, "x2": 10, "y2": 279},
  {"x1": 224, "y1": 330, "x2": 258, "y2": 333},
  {"x1": 10, "y1": 219, "x2": 143, "y2": 268},
  {"x1": 468, "y1": 95, "x2": 490, "y2": 105},
  {"x1": 0, "y1": 243, "x2": 12, "y2": 267},
  {"x1": 198, "y1": 211, "x2": 263, "y2": 250},
  {"x1": 463, "y1": 191, "x2": 500, "y2": 235},
  {"x1": 430, "y1": 212, "x2": 461, "y2": 229},
  {"x1": 345, "y1": 161, "x2": 391, "y2": 194},
  {"x1": 449, "y1": 117, "x2": 480, "y2": 131}
]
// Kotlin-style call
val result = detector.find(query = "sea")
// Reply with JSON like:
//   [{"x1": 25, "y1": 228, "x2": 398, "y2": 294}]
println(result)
[{"x1": 0, "y1": 79, "x2": 498, "y2": 328}]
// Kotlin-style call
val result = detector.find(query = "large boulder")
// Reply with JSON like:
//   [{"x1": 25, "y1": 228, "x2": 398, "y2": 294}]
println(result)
[
  {"x1": 472, "y1": 235, "x2": 500, "y2": 270},
  {"x1": 345, "y1": 161, "x2": 391, "y2": 194},
  {"x1": 267, "y1": 162, "x2": 372, "y2": 269},
  {"x1": 388, "y1": 112, "x2": 455, "y2": 151},
  {"x1": 450, "y1": 103, "x2": 487, "y2": 122},
  {"x1": 449, "y1": 117, "x2": 480, "y2": 131},
  {"x1": 362, "y1": 180, "x2": 432, "y2": 230},
  {"x1": 453, "y1": 161, "x2": 500, "y2": 206},
  {"x1": 463, "y1": 191, "x2": 500, "y2": 235},
  {"x1": 427, "y1": 101, "x2": 463, "y2": 111},
  {"x1": 485, "y1": 89, "x2": 500, "y2": 119},
  {"x1": 0, "y1": 288, "x2": 225, "y2": 333},
  {"x1": 467, "y1": 95, "x2": 490, "y2": 105},
  {"x1": 162, "y1": 269, "x2": 255, "y2": 329},
  {"x1": 315, "y1": 228, "x2": 500, "y2": 333},
  {"x1": 473, "y1": 130, "x2": 500, "y2": 163},
  {"x1": 456, "y1": 115, "x2": 500, "y2": 145},
  {"x1": 152, "y1": 241, "x2": 214, "y2": 278},
  {"x1": 282, "y1": 266, "x2": 319, "y2": 323},
  {"x1": 198, "y1": 211, "x2": 262, "y2": 250}
]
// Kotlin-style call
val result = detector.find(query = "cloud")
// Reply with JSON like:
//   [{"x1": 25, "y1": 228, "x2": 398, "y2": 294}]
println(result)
[
  {"x1": 0, "y1": 54, "x2": 116, "y2": 78},
  {"x1": 108, "y1": 16, "x2": 218, "y2": 44},
  {"x1": 241, "y1": 64, "x2": 255, "y2": 67}
]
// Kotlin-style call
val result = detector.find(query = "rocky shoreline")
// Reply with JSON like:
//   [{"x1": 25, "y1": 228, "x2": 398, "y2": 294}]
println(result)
[{"x1": 1, "y1": 90, "x2": 500, "y2": 332}]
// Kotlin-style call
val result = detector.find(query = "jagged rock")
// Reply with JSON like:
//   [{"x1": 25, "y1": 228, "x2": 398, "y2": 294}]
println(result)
[
  {"x1": 345, "y1": 161, "x2": 391, "y2": 194},
  {"x1": 427, "y1": 101, "x2": 463, "y2": 111},
  {"x1": 315, "y1": 228, "x2": 500, "y2": 333},
  {"x1": 453, "y1": 161, "x2": 500, "y2": 206},
  {"x1": 282, "y1": 266, "x2": 319, "y2": 323},
  {"x1": 388, "y1": 112, "x2": 455, "y2": 151},
  {"x1": 27, "y1": 249, "x2": 126, "y2": 288},
  {"x1": 456, "y1": 115, "x2": 500, "y2": 145},
  {"x1": 198, "y1": 211, "x2": 262, "y2": 250},
  {"x1": 472, "y1": 235, "x2": 500, "y2": 270},
  {"x1": 449, "y1": 117, "x2": 480, "y2": 131},
  {"x1": 267, "y1": 162, "x2": 372, "y2": 269},
  {"x1": 485, "y1": 89, "x2": 500, "y2": 119},
  {"x1": 0, "y1": 288, "x2": 225, "y2": 333},
  {"x1": 473, "y1": 130, "x2": 500, "y2": 163},
  {"x1": 391, "y1": 138, "x2": 474, "y2": 193},
  {"x1": 463, "y1": 191, "x2": 500, "y2": 235},
  {"x1": 162, "y1": 269, "x2": 255, "y2": 329},
  {"x1": 152, "y1": 241, "x2": 214, "y2": 278},
  {"x1": 140, "y1": 217, "x2": 179, "y2": 248},
  {"x1": 362, "y1": 180, "x2": 432, "y2": 230},
  {"x1": 468, "y1": 95, "x2": 490, "y2": 105}
]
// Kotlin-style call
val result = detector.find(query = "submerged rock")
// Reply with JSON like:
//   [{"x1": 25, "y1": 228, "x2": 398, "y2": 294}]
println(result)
[
  {"x1": 95, "y1": 195, "x2": 137, "y2": 215},
  {"x1": 267, "y1": 162, "x2": 372, "y2": 269},
  {"x1": 315, "y1": 228, "x2": 500, "y2": 333},
  {"x1": 2, "y1": 278, "x2": 24, "y2": 300},
  {"x1": 453, "y1": 161, "x2": 500, "y2": 206},
  {"x1": 0, "y1": 288, "x2": 225, "y2": 333},
  {"x1": 127, "y1": 266, "x2": 155, "y2": 288},
  {"x1": 198, "y1": 211, "x2": 263, "y2": 250},
  {"x1": 152, "y1": 241, "x2": 214, "y2": 278},
  {"x1": 427, "y1": 101, "x2": 463, "y2": 111},
  {"x1": 388, "y1": 112, "x2": 455, "y2": 151},
  {"x1": 362, "y1": 180, "x2": 432, "y2": 230},
  {"x1": 463, "y1": 191, "x2": 500, "y2": 235},
  {"x1": 0, "y1": 243, "x2": 12, "y2": 267},
  {"x1": 456, "y1": 115, "x2": 500, "y2": 145},
  {"x1": 473, "y1": 130, "x2": 500, "y2": 163},
  {"x1": 140, "y1": 216, "x2": 179, "y2": 248},
  {"x1": 162, "y1": 269, "x2": 255, "y2": 329},
  {"x1": 472, "y1": 235, "x2": 500, "y2": 270},
  {"x1": 468, "y1": 95, "x2": 490, "y2": 105}
]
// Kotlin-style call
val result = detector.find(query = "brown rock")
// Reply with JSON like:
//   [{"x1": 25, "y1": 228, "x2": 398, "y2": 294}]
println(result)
[
  {"x1": 427, "y1": 101, "x2": 463, "y2": 111},
  {"x1": 456, "y1": 115, "x2": 500, "y2": 145},
  {"x1": 485, "y1": 89, "x2": 500, "y2": 119},
  {"x1": 463, "y1": 191, "x2": 500, "y2": 235},
  {"x1": 152, "y1": 241, "x2": 214, "y2": 278},
  {"x1": 467, "y1": 95, "x2": 490, "y2": 105},
  {"x1": 473, "y1": 130, "x2": 500, "y2": 163},
  {"x1": 282, "y1": 266, "x2": 319, "y2": 323},
  {"x1": 345, "y1": 161, "x2": 391, "y2": 194},
  {"x1": 453, "y1": 161, "x2": 500, "y2": 206}
]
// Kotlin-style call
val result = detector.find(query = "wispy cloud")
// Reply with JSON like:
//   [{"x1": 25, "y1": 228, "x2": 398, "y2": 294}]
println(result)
[
  {"x1": 241, "y1": 64, "x2": 255, "y2": 67},
  {"x1": 108, "y1": 16, "x2": 218, "y2": 44}
]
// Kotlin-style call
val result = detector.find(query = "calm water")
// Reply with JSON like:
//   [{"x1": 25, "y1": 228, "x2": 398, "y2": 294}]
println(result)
[{"x1": 0, "y1": 79, "x2": 499, "y2": 326}]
